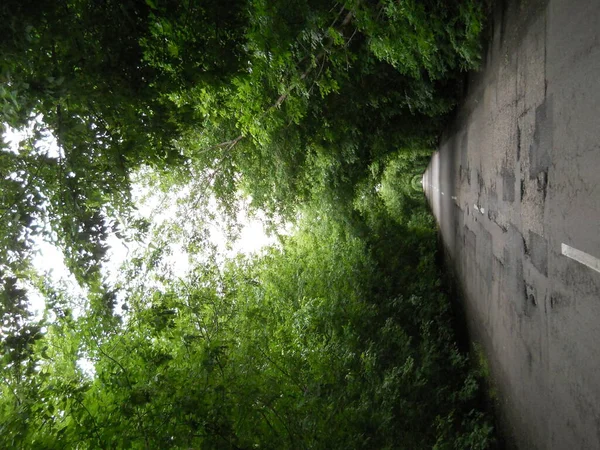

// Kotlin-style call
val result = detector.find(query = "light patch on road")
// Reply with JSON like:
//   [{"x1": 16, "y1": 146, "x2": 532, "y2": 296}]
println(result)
[{"x1": 561, "y1": 244, "x2": 600, "y2": 274}]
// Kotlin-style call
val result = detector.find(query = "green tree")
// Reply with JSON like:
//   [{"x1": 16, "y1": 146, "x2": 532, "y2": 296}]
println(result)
[
  {"x1": 1, "y1": 0, "x2": 483, "y2": 284},
  {"x1": 0, "y1": 1, "x2": 495, "y2": 448}
]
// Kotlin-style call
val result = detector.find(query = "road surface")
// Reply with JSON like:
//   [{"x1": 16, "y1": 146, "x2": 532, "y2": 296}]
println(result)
[{"x1": 423, "y1": 0, "x2": 600, "y2": 448}]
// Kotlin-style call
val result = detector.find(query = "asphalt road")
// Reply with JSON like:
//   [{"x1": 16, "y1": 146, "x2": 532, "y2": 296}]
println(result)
[{"x1": 423, "y1": 0, "x2": 600, "y2": 448}]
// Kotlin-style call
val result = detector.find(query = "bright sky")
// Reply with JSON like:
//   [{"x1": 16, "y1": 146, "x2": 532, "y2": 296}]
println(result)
[
  {"x1": 3, "y1": 120, "x2": 279, "y2": 379},
  {"x1": 2, "y1": 121, "x2": 277, "y2": 320}
]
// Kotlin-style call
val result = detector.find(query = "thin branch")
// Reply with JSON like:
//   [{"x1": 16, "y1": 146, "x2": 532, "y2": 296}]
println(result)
[
  {"x1": 73, "y1": 396, "x2": 105, "y2": 449},
  {"x1": 93, "y1": 338, "x2": 150, "y2": 450},
  {"x1": 329, "y1": 5, "x2": 348, "y2": 30},
  {"x1": 196, "y1": 136, "x2": 244, "y2": 156},
  {"x1": 257, "y1": 407, "x2": 279, "y2": 438},
  {"x1": 259, "y1": 399, "x2": 302, "y2": 450},
  {"x1": 257, "y1": 347, "x2": 304, "y2": 394}
]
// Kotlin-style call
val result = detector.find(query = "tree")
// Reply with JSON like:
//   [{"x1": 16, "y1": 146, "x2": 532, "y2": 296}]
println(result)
[
  {"x1": 0, "y1": 1, "x2": 495, "y2": 448},
  {"x1": 0, "y1": 200, "x2": 494, "y2": 449},
  {"x1": 1, "y1": 0, "x2": 483, "y2": 285}
]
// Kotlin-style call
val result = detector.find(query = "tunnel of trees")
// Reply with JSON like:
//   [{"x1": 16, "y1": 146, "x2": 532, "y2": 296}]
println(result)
[{"x1": 0, "y1": 1, "x2": 495, "y2": 448}]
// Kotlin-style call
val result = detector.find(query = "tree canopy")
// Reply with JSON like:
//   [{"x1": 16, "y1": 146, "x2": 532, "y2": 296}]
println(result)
[{"x1": 0, "y1": 1, "x2": 495, "y2": 448}]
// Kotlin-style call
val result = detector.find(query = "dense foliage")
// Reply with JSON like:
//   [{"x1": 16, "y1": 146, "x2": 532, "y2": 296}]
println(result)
[
  {"x1": 0, "y1": 0, "x2": 495, "y2": 448},
  {"x1": 1, "y1": 179, "x2": 494, "y2": 449}
]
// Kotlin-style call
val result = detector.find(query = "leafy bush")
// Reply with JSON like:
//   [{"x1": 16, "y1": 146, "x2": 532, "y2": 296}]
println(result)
[{"x1": 0, "y1": 196, "x2": 496, "y2": 448}]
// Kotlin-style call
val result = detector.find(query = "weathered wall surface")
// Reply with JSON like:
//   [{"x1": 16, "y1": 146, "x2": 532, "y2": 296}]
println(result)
[{"x1": 423, "y1": 0, "x2": 600, "y2": 448}]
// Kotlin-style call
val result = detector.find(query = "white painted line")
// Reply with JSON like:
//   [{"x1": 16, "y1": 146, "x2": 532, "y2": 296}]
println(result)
[
  {"x1": 480, "y1": 207, "x2": 485, "y2": 215},
  {"x1": 441, "y1": 192, "x2": 445, "y2": 195},
  {"x1": 561, "y1": 244, "x2": 600, "y2": 274},
  {"x1": 451, "y1": 196, "x2": 457, "y2": 200}
]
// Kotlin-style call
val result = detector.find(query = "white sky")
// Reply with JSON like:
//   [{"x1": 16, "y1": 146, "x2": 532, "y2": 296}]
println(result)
[
  {"x1": 3, "y1": 120, "x2": 280, "y2": 379},
  {"x1": 2, "y1": 122, "x2": 277, "y2": 320}
]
